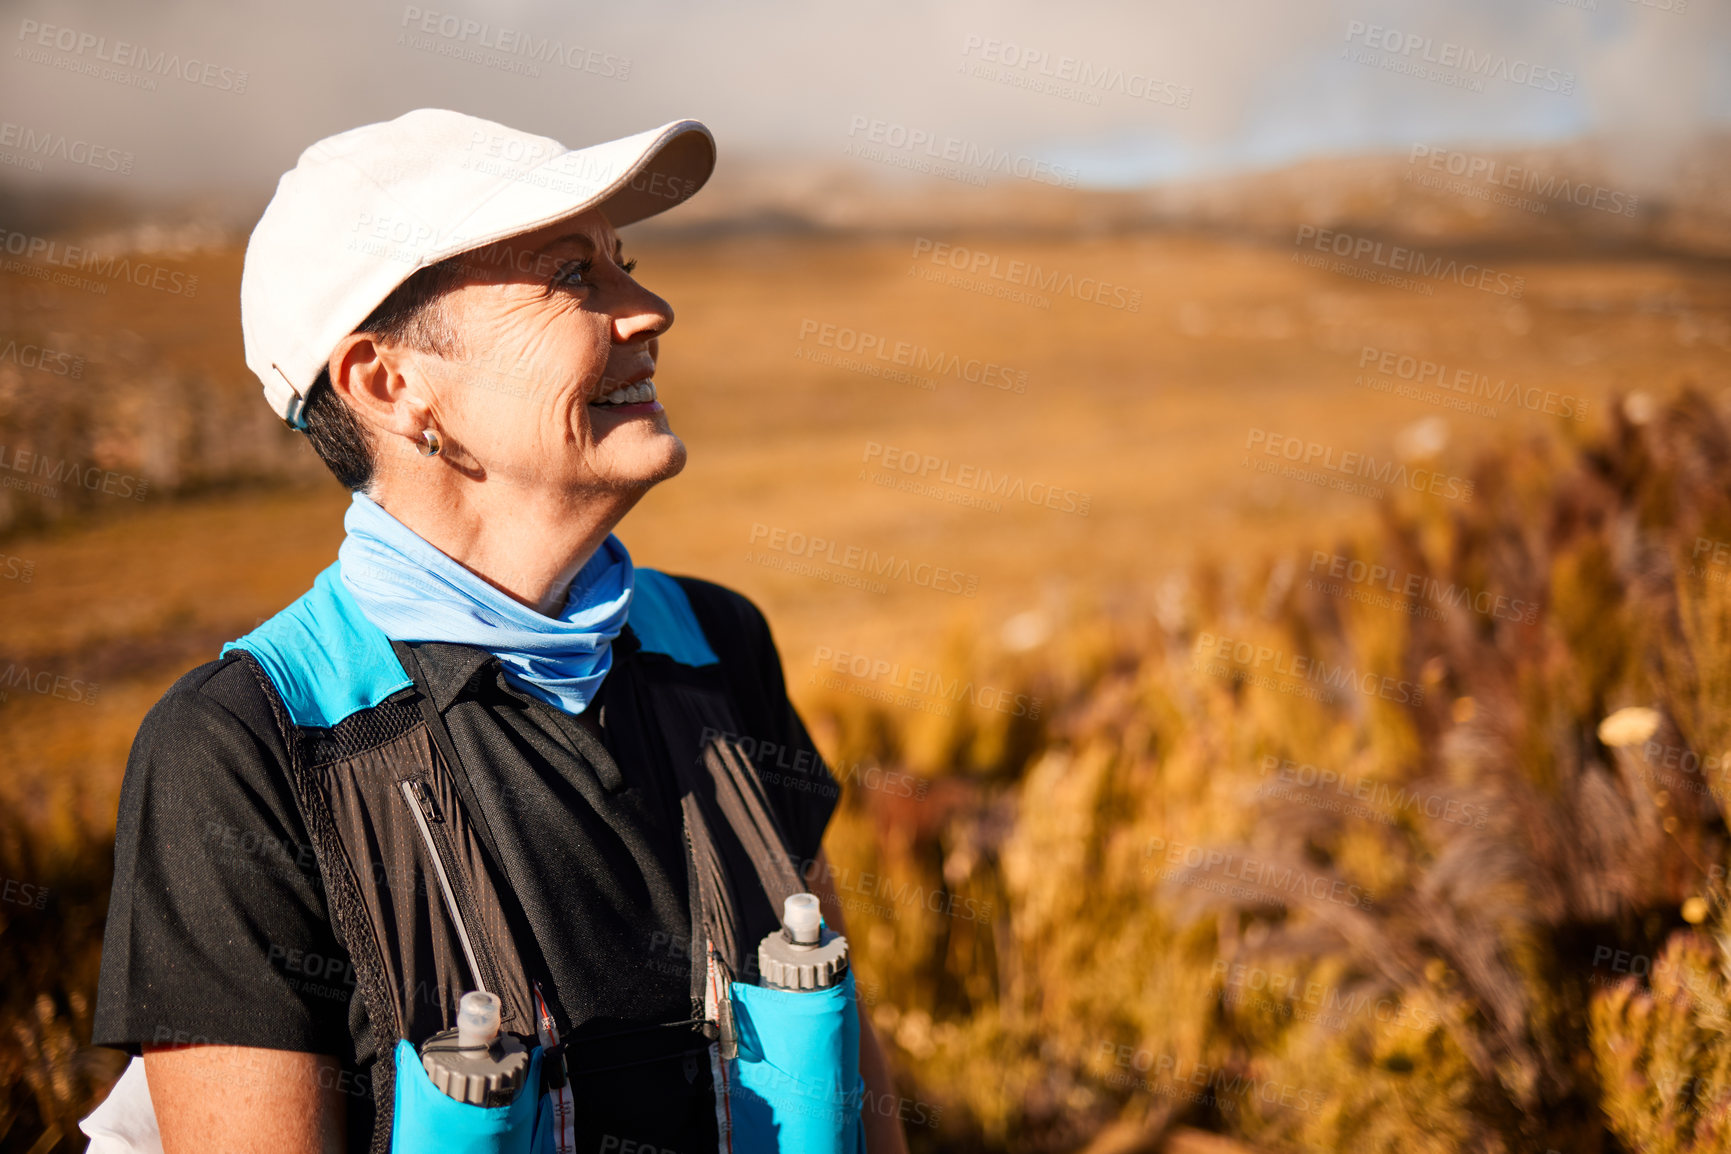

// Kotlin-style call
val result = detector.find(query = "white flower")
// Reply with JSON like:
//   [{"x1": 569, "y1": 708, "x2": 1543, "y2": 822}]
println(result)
[{"x1": 1598, "y1": 706, "x2": 1661, "y2": 748}]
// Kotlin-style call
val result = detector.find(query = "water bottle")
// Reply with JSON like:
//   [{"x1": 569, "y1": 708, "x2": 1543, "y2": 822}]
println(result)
[
  {"x1": 734, "y1": 893, "x2": 863, "y2": 1151},
  {"x1": 419, "y1": 990, "x2": 531, "y2": 1107},
  {"x1": 757, "y1": 893, "x2": 849, "y2": 991}
]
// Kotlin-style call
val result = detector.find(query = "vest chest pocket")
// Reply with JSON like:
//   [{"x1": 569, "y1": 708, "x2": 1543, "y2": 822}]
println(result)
[{"x1": 312, "y1": 722, "x2": 535, "y2": 1049}]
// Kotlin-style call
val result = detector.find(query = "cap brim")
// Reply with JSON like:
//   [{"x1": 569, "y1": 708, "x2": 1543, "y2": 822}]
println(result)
[
  {"x1": 590, "y1": 122, "x2": 716, "y2": 229},
  {"x1": 443, "y1": 119, "x2": 715, "y2": 258}
]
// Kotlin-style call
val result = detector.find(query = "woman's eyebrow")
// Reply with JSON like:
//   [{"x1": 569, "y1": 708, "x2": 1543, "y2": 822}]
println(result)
[
  {"x1": 534, "y1": 232, "x2": 628, "y2": 265},
  {"x1": 536, "y1": 232, "x2": 597, "y2": 257}
]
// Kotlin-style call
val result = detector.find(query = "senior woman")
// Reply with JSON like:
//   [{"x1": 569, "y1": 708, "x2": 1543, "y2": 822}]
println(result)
[{"x1": 87, "y1": 110, "x2": 906, "y2": 1154}]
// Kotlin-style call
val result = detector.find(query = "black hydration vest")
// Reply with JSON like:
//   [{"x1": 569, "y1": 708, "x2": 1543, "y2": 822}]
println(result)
[{"x1": 222, "y1": 563, "x2": 819, "y2": 1152}]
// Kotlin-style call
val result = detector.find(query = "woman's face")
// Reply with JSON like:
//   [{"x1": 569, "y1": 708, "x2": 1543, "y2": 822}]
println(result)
[{"x1": 413, "y1": 208, "x2": 685, "y2": 501}]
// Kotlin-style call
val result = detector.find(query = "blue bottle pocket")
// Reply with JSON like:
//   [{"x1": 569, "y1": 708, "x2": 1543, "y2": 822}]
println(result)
[
  {"x1": 390, "y1": 1037, "x2": 553, "y2": 1154},
  {"x1": 726, "y1": 969, "x2": 865, "y2": 1154}
]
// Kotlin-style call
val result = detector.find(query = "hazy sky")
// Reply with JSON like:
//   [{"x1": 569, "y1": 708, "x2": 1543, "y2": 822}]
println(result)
[{"x1": 1, "y1": 0, "x2": 1726, "y2": 197}]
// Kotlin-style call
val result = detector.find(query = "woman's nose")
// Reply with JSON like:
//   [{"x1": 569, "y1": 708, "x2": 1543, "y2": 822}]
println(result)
[{"x1": 615, "y1": 283, "x2": 674, "y2": 344}]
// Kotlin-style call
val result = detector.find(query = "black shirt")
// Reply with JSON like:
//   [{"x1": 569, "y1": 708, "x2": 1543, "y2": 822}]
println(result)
[{"x1": 93, "y1": 577, "x2": 840, "y2": 1152}]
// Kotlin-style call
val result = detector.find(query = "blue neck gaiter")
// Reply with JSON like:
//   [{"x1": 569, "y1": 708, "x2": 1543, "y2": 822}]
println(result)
[{"x1": 337, "y1": 491, "x2": 633, "y2": 715}]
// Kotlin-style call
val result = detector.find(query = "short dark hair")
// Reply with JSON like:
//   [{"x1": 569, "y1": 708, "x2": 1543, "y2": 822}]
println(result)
[{"x1": 301, "y1": 256, "x2": 470, "y2": 491}]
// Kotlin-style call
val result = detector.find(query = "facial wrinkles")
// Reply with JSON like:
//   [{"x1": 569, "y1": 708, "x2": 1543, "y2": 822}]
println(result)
[
  {"x1": 432, "y1": 216, "x2": 649, "y2": 487},
  {"x1": 474, "y1": 287, "x2": 624, "y2": 489}
]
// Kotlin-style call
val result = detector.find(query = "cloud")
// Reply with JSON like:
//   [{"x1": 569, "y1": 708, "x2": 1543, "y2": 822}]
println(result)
[{"x1": 0, "y1": 0, "x2": 1723, "y2": 196}]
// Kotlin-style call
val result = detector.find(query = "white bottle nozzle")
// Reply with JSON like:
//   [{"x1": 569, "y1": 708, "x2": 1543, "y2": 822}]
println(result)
[
  {"x1": 783, "y1": 893, "x2": 822, "y2": 946},
  {"x1": 455, "y1": 990, "x2": 501, "y2": 1050},
  {"x1": 761, "y1": 893, "x2": 848, "y2": 988}
]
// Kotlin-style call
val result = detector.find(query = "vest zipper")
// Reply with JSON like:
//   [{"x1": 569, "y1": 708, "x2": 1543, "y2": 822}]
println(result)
[{"x1": 398, "y1": 777, "x2": 495, "y2": 996}]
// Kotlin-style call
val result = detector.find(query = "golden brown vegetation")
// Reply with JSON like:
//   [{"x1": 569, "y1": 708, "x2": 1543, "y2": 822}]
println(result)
[
  {"x1": 809, "y1": 389, "x2": 1731, "y2": 1152},
  {"x1": 2, "y1": 226, "x2": 1729, "y2": 1151}
]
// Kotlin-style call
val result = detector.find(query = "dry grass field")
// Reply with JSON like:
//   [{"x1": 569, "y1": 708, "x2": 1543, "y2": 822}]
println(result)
[{"x1": 3, "y1": 218, "x2": 1730, "y2": 1150}]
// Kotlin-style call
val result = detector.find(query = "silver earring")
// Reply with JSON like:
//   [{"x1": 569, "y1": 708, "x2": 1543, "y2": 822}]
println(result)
[{"x1": 417, "y1": 428, "x2": 443, "y2": 458}]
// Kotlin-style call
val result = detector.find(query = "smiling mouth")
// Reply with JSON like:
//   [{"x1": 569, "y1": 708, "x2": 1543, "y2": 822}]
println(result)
[{"x1": 588, "y1": 379, "x2": 658, "y2": 409}]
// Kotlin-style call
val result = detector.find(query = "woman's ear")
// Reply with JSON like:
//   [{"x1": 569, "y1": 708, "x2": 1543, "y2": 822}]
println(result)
[{"x1": 328, "y1": 333, "x2": 427, "y2": 441}]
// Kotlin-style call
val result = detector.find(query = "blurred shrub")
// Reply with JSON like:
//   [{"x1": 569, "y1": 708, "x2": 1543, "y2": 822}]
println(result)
[
  {"x1": 1593, "y1": 930, "x2": 1731, "y2": 1153},
  {"x1": 11, "y1": 387, "x2": 1731, "y2": 1151},
  {"x1": 0, "y1": 810, "x2": 123, "y2": 1151},
  {"x1": 808, "y1": 387, "x2": 1731, "y2": 1153}
]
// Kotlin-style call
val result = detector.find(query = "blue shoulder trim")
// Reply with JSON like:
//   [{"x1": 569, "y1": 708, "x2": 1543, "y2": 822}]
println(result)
[
  {"x1": 630, "y1": 569, "x2": 719, "y2": 667},
  {"x1": 220, "y1": 561, "x2": 413, "y2": 729}
]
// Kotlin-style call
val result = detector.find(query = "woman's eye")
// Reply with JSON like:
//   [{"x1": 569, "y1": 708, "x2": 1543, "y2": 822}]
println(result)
[
  {"x1": 552, "y1": 255, "x2": 635, "y2": 288},
  {"x1": 554, "y1": 258, "x2": 594, "y2": 288}
]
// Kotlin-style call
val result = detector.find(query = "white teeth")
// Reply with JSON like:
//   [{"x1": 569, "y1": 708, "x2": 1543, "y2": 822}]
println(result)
[{"x1": 592, "y1": 379, "x2": 656, "y2": 406}]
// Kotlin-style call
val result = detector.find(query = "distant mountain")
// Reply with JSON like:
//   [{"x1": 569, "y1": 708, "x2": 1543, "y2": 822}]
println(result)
[
  {"x1": 1, "y1": 134, "x2": 1725, "y2": 258},
  {"x1": 645, "y1": 133, "x2": 1731, "y2": 257}
]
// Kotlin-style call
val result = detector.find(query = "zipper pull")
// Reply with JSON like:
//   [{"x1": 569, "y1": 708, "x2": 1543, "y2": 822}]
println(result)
[
  {"x1": 706, "y1": 945, "x2": 738, "y2": 1062},
  {"x1": 533, "y1": 981, "x2": 568, "y2": 1093},
  {"x1": 407, "y1": 778, "x2": 443, "y2": 823}
]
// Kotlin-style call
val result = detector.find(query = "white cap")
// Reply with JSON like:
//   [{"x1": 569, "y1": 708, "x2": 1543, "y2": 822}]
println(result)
[
  {"x1": 240, "y1": 108, "x2": 715, "y2": 429},
  {"x1": 782, "y1": 892, "x2": 823, "y2": 945},
  {"x1": 455, "y1": 990, "x2": 501, "y2": 1050}
]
